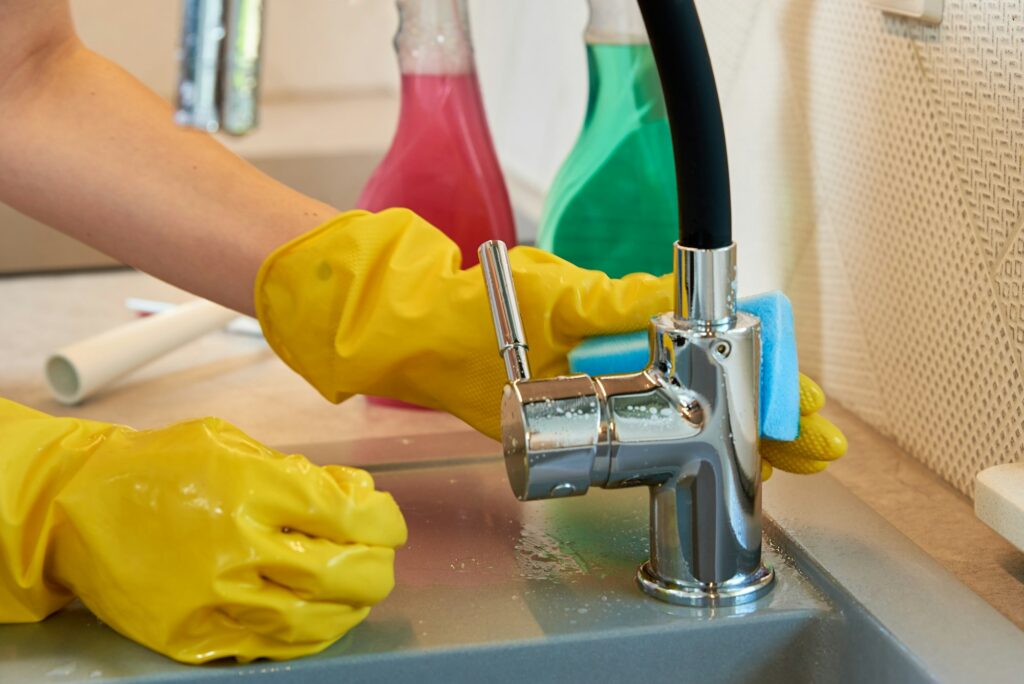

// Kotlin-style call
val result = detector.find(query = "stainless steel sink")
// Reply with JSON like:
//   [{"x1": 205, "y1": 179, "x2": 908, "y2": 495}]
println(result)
[{"x1": 1, "y1": 456, "x2": 1021, "y2": 683}]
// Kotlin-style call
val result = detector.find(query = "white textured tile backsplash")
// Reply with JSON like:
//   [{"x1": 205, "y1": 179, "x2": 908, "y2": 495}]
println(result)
[{"x1": 711, "y1": 0, "x2": 1024, "y2": 495}]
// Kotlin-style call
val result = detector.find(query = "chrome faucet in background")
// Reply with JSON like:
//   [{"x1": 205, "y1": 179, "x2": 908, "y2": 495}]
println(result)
[
  {"x1": 480, "y1": 239, "x2": 774, "y2": 607},
  {"x1": 176, "y1": 0, "x2": 264, "y2": 135}
]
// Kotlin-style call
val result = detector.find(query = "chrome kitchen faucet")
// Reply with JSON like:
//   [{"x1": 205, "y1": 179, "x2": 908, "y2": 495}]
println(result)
[{"x1": 480, "y1": 239, "x2": 774, "y2": 607}]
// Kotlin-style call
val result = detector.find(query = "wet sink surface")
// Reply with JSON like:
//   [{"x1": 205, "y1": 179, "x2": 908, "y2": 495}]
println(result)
[{"x1": 1, "y1": 458, "x2": 1022, "y2": 683}]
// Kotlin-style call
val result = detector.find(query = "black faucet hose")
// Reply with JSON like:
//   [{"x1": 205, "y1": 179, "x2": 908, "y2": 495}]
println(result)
[{"x1": 636, "y1": 0, "x2": 731, "y2": 250}]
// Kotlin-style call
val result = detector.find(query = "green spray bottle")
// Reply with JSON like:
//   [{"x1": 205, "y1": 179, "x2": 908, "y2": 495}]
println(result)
[{"x1": 537, "y1": 0, "x2": 676, "y2": 278}]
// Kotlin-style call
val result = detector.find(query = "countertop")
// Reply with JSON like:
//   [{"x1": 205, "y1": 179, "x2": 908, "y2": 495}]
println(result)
[
  {"x1": 1, "y1": 268, "x2": 1021, "y2": 632},
  {"x1": 0, "y1": 269, "x2": 470, "y2": 445}
]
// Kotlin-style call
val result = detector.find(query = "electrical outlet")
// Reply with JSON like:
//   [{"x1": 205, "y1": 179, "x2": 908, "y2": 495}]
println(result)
[{"x1": 866, "y1": 0, "x2": 943, "y2": 24}]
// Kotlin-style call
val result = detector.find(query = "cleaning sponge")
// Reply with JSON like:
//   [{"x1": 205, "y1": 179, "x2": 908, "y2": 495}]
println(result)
[{"x1": 568, "y1": 291, "x2": 800, "y2": 441}]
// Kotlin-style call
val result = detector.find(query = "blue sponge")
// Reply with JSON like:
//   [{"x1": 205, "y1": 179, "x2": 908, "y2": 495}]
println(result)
[{"x1": 567, "y1": 291, "x2": 800, "y2": 441}]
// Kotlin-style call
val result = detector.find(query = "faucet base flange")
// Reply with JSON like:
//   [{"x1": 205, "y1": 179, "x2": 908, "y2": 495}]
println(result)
[{"x1": 635, "y1": 561, "x2": 775, "y2": 608}]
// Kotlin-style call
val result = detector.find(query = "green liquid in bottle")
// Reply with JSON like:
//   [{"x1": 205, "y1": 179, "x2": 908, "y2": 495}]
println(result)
[{"x1": 537, "y1": 43, "x2": 677, "y2": 278}]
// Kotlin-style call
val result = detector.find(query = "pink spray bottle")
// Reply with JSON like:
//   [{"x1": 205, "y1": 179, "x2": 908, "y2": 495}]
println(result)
[{"x1": 358, "y1": 0, "x2": 516, "y2": 409}]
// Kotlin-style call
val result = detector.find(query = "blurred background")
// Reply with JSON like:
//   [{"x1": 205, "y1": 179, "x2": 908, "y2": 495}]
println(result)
[{"x1": 2, "y1": 0, "x2": 1023, "y2": 498}]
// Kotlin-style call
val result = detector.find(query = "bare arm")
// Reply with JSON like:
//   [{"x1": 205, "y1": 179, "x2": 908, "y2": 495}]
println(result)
[{"x1": 0, "y1": 0, "x2": 336, "y2": 315}]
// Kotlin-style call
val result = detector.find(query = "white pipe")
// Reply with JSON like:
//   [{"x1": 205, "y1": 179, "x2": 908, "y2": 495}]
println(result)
[
  {"x1": 45, "y1": 299, "x2": 238, "y2": 405},
  {"x1": 124, "y1": 297, "x2": 264, "y2": 338}
]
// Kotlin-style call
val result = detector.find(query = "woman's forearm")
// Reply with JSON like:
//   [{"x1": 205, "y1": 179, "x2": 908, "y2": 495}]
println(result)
[{"x1": 0, "y1": 22, "x2": 336, "y2": 315}]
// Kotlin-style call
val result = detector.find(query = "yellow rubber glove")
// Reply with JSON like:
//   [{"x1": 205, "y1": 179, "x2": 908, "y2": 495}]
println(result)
[
  {"x1": 255, "y1": 209, "x2": 846, "y2": 474},
  {"x1": 760, "y1": 373, "x2": 848, "y2": 480},
  {"x1": 0, "y1": 397, "x2": 406, "y2": 663},
  {"x1": 256, "y1": 208, "x2": 674, "y2": 439}
]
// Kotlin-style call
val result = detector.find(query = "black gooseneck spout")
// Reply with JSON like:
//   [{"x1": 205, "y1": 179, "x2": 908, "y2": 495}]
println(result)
[{"x1": 637, "y1": 0, "x2": 731, "y2": 250}]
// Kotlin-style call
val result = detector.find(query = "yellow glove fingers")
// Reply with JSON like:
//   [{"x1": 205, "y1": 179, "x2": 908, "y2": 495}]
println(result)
[
  {"x1": 247, "y1": 456, "x2": 405, "y2": 550},
  {"x1": 799, "y1": 373, "x2": 826, "y2": 415},
  {"x1": 218, "y1": 590, "x2": 370, "y2": 646},
  {"x1": 262, "y1": 485, "x2": 405, "y2": 549},
  {"x1": 760, "y1": 444, "x2": 830, "y2": 474},
  {"x1": 326, "y1": 489, "x2": 407, "y2": 549},
  {"x1": 505, "y1": 253, "x2": 670, "y2": 383},
  {"x1": 265, "y1": 465, "x2": 407, "y2": 550},
  {"x1": 252, "y1": 463, "x2": 355, "y2": 544},
  {"x1": 325, "y1": 463, "x2": 376, "y2": 491},
  {"x1": 797, "y1": 414, "x2": 847, "y2": 462},
  {"x1": 259, "y1": 533, "x2": 397, "y2": 606},
  {"x1": 761, "y1": 460, "x2": 774, "y2": 482},
  {"x1": 323, "y1": 466, "x2": 408, "y2": 548},
  {"x1": 761, "y1": 414, "x2": 848, "y2": 474},
  {"x1": 565, "y1": 270, "x2": 673, "y2": 336},
  {"x1": 518, "y1": 254, "x2": 671, "y2": 340},
  {"x1": 139, "y1": 596, "x2": 365, "y2": 663}
]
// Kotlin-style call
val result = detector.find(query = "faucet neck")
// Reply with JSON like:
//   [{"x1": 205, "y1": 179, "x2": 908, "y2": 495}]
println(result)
[
  {"x1": 674, "y1": 242, "x2": 737, "y2": 329},
  {"x1": 638, "y1": 0, "x2": 731, "y2": 249}
]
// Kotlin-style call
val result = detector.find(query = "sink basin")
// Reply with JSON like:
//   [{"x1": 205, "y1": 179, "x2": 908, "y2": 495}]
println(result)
[{"x1": 1, "y1": 456, "x2": 1020, "y2": 683}]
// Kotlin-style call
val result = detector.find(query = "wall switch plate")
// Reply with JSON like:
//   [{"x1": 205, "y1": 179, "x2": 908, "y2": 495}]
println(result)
[{"x1": 866, "y1": 0, "x2": 943, "y2": 24}]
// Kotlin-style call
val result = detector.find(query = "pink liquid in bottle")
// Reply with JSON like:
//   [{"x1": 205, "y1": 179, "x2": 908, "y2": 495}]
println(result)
[{"x1": 358, "y1": 72, "x2": 516, "y2": 265}]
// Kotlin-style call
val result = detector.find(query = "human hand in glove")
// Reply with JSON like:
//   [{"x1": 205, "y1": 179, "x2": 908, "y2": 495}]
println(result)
[
  {"x1": 255, "y1": 208, "x2": 846, "y2": 474},
  {"x1": 255, "y1": 208, "x2": 674, "y2": 439},
  {"x1": 0, "y1": 398, "x2": 406, "y2": 663},
  {"x1": 761, "y1": 373, "x2": 848, "y2": 480}
]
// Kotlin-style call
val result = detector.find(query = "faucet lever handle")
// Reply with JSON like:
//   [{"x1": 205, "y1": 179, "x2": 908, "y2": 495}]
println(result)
[{"x1": 479, "y1": 240, "x2": 531, "y2": 383}]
